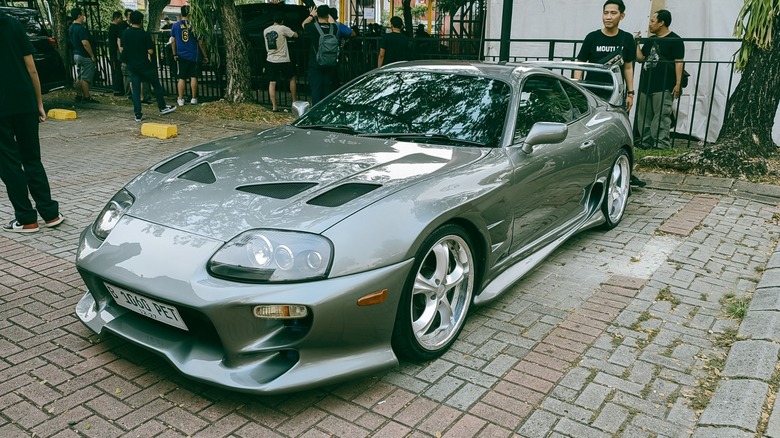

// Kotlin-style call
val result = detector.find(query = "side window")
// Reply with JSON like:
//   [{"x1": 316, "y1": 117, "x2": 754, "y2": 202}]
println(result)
[
  {"x1": 514, "y1": 76, "x2": 574, "y2": 141},
  {"x1": 561, "y1": 81, "x2": 590, "y2": 119}
]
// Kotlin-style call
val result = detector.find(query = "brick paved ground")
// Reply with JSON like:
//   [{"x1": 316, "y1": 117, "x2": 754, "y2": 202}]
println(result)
[{"x1": 1, "y1": 99, "x2": 780, "y2": 437}]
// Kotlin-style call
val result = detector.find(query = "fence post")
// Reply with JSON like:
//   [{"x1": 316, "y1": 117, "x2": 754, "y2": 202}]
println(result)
[{"x1": 498, "y1": 0, "x2": 513, "y2": 62}]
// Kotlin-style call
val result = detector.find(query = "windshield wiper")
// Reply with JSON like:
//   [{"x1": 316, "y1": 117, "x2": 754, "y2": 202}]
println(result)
[
  {"x1": 359, "y1": 132, "x2": 486, "y2": 147},
  {"x1": 297, "y1": 124, "x2": 360, "y2": 135}
]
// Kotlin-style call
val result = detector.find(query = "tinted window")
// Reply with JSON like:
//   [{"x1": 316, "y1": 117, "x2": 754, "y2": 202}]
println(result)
[
  {"x1": 514, "y1": 76, "x2": 573, "y2": 141},
  {"x1": 295, "y1": 71, "x2": 511, "y2": 148},
  {"x1": 561, "y1": 81, "x2": 590, "y2": 118},
  {"x1": 4, "y1": 9, "x2": 44, "y2": 37}
]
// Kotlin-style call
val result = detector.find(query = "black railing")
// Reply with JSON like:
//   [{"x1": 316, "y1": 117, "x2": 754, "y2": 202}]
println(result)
[{"x1": 79, "y1": 33, "x2": 741, "y2": 147}]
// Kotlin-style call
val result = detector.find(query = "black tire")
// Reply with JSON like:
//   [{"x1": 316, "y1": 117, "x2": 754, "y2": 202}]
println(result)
[
  {"x1": 391, "y1": 224, "x2": 476, "y2": 361},
  {"x1": 600, "y1": 149, "x2": 631, "y2": 230}
]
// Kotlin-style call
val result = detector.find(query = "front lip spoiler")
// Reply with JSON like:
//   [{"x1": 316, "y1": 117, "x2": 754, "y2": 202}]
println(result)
[{"x1": 76, "y1": 290, "x2": 399, "y2": 394}]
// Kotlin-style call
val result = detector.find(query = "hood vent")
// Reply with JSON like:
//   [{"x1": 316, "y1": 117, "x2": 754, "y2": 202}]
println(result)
[
  {"x1": 155, "y1": 151, "x2": 199, "y2": 174},
  {"x1": 307, "y1": 183, "x2": 381, "y2": 207},
  {"x1": 237, "y1": 182, "x2": 318, "y2": 199},
  {"x1": 178, "y1": 163, "x2": 216, "y2": 184}
]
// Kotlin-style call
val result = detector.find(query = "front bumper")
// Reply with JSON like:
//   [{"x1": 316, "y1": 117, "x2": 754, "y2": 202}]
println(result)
[{"x1": 75, "y1": 216, "x2": 413, "y2": 394}]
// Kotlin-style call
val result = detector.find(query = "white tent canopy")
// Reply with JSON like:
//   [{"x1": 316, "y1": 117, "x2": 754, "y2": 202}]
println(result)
[{"x1": 485, "y1": 0, "x2": 780, "y2": 145}]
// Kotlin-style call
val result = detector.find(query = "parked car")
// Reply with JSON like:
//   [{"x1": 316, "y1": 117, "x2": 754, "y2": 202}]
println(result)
[
  {"x1": 1, "y1": 5, "x2": 67, "y2": 94},
  {"x1": 75, "y1": 60, "x2": 634, "y2": 394}
]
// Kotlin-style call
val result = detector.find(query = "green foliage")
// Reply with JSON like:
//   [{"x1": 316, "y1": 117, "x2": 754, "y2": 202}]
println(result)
[
  {"x1": 733, "y1": 0, "x2": 780, "y2": 70},
  {"x1": 187, "y1": 0, "x2": 221, "y2": 66}
]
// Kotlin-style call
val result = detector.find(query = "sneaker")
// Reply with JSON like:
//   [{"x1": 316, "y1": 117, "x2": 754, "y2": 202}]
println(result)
[
  {"x1": 44, "y1": 214, "x2": 65, "y2": 228},
  {"x1": 82, "y1": 96, "x2": 99, "y2": 103},
  {"x1": 177, "y1": 98, "x2": 185, "y2": 106},
  {"x1": 190, "y1": 98, "x2": 198, "y2": 105},
  {"x1": 630, "y1": 175, "x2": 647, "y2": 187},
  {"x1": 2, "y1": 220, "x2": 39, "y2": 233},
  {"x1": 135, "y1": 115, "x2": 143, "y2": 122},
  {"x1": 160, "y1": 105, "x2": 176, "y2": 115}
]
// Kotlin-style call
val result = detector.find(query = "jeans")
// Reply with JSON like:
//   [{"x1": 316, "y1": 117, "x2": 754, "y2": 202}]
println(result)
[
  {"x1": 308, "y1": 64, "x2": 336, "y2": 105},
  {"x1": 0, "y1": 113, "x2": 58, "y2": 224},
  {"x1": 128, "y1": 64, "x2": 168, "y2": 118}
]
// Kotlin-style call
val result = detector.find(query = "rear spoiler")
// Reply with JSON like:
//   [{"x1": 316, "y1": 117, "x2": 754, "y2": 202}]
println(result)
[{"x1": 520, "y1": 60, "x2": 626, "y2": 107}]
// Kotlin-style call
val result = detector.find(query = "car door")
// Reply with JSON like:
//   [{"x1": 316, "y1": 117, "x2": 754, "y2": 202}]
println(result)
[{"x1": 506, "y1": 74, "x2": 599, "y2": 257}]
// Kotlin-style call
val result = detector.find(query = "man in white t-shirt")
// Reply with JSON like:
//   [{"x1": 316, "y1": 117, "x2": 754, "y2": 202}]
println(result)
[{"x1": 264, "y1": 12, "x2": 298, "y2": 112}]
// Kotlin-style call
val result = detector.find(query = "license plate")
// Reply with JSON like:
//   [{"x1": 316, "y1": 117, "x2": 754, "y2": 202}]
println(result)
[{"x1": 105, "y1": 283, "x2": 189, "y2": 331}]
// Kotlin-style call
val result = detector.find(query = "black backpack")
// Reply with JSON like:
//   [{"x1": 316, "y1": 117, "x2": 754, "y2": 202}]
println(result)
[{"x1": 314, "y1": 23, "x2": 339, "y2": 66}]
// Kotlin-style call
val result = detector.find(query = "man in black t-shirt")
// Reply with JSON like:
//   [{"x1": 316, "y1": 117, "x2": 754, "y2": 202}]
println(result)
[
  {"x1": 120, "y1": 10, "x2": 176, "y2": 122},
  {"x1": 377, "y1": 16, "x2": 409, "y2": 68},
  {"x1": 635, "y1": 9, "x2": 685, "y2": 150},
  {"x1": 574, "y1": 0, "x2": 636, "y2": 111},
  {"x1": 0, "y1": 10, "x2": 63, "y2": 233},
  {"x1": 108, "y1": 11, "x2": 125, "y2": 96}
]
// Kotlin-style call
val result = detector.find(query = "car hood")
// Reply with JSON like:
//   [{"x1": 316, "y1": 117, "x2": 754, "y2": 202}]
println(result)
[{"x1": 125, "y1": 126, "x2": 489, "y2": 241}]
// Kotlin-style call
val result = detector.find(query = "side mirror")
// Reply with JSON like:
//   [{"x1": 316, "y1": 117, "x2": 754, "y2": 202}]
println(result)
[
  {"x1": 521, "y1": 122, "x2": 568, "y2": 154},
  {"x1": 292, "y1": 101, "x2": 310, "y2": 118}
]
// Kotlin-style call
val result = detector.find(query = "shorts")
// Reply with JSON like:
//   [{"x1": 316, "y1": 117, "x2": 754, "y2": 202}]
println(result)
[
  {"x1": 266, "y1": 61, "x2": 296, "y2": 82},
  {"x1": 177, "y1": 58, "x2": 201, "y2": 80},
  {"x1": 73, "y1": 54, "x2": 96, "y2": 84}
]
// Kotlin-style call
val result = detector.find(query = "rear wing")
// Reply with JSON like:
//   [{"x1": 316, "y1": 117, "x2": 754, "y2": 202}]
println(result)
[{"x1": 521, "y1": 60, "x2": 626, "y2": 107}]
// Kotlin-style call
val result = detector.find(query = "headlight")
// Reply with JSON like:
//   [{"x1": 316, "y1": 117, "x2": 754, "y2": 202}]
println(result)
[
  {"x1": 208, "y1": 230, "x2": 333, "y2": 282},
  {"x1": 92, "y1": 189, "x2": 134, "y2": 240}
]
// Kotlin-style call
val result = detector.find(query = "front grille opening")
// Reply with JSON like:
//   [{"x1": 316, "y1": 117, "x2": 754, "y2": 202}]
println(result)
[
  {"x1": 307, "y1": 183, "x2": 381, "y2": 207},
  {"x1": 237, "y1": 182, "x2": 318, "y2": 199},
  {"x1": 155, "y1": 152, "x2": 199, "y2": 174}
]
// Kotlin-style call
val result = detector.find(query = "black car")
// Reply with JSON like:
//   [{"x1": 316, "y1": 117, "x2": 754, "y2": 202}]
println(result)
[{"x1": 2, "y1": 5, "x2": 67, "y2": 94}]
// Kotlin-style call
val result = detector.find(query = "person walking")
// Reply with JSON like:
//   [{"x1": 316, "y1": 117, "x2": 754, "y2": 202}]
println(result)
[
  {"x1": 120, "y1": 10, "x2": 177, "y2": 122},
  {"x1": 635, "y1": 9, "x2": 685, "y2": 150},
  {"x1": 171, "y1": 5, "x2": 209, "y2": 106},
  {"x1": 68, "y1": 7, "x2": 98, "y2": 103},
  {"x1": 0, "y1": 9, "x2": 64, "y2": 233},
  {"x1": 302, "y1": 5, "x2": 338, "y2": 105},
  {"x1": 574, "y1": 0, "x2": 645, "y2": 187},
  {"x1": 377, "y1": 16, "x2": 410, "y2": 68},
  {"x1": 264, "y1": 12, "x2": 298, "y2": 112}
]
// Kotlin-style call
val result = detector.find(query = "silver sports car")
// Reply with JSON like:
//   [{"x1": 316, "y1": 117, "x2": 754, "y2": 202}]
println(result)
[{"x1": 75, "y1": 60, "x2": 634, "y2": 394}]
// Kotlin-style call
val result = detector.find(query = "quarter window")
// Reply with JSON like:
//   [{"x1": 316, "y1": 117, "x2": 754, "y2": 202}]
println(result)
[{"x1": 514, "y1": 76, "x2": 574, "y2": 141}]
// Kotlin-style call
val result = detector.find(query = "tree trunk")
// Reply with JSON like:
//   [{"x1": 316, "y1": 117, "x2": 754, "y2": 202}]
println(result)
[
  {"x1": 216, "y1": 0, "x2": 252, "y2": 103},
  {"x1": 49, "y1": 0, "x2": 73, "y2": 87},
  {"x1": 402, "y1": 0, "x2": 414, "y2": 37},
  {"x1": 640, "y1": 15, "x2": 780, "y2": 178},
  {"x1": 147, "y1": 0, "x2": 168, "y2": 34}
]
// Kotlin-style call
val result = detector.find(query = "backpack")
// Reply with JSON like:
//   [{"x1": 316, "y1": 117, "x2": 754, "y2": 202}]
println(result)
[{"x1": 314, "y1": 23, "x2": 339, "y2": 66}]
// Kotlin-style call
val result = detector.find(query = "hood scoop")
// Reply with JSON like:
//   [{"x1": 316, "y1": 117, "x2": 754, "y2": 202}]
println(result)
[
  {"x1": 155, "y1": 151, "x2": 199, "y2": 174},
  {"x1": 178, "y1": 163, "x2": 216, "y2": 184},
  {"x1": 307, "y1": 183, "x2": 381, "y2": 207},
  {"x1": 237, "y1": 182, "x2": 318, "y2": 199}
]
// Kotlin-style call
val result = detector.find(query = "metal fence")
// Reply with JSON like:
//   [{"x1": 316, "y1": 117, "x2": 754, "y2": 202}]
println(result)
[{"x1": 82, "y1": 32, "x2": 741, "y2": 146}]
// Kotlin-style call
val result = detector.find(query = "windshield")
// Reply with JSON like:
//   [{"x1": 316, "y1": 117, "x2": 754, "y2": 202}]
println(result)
[{"x1": 294, "y1": 71, "x2": 511, "y2": 148}]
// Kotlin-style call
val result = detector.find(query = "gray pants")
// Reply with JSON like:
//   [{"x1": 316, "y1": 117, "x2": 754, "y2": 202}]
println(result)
[{"x1": 636, "y1": 90, "x2": 674, "y2": 149}]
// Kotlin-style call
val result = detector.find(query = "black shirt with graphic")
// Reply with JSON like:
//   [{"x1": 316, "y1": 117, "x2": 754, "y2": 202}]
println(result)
[
  {"x1": 576, "y1": 29, "x2": 636, "y2": 84},
  {"x1": 638, "y1": 32, "x2": 685, "y2": 94}
]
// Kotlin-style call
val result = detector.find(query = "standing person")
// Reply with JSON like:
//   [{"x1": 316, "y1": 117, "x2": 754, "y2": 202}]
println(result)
[
  {"x1": 120, "y1": 10, "x2": 177, "y2": 122},
  {"x1": 170, "y1": 5, "x2": 209, "y2": 106},
  {"x1": 68, "y1": 7, "x2": 98, "y2": 103},
  {"x1": 574, "y1": 0, "x2": 644, "y2": 187},
  {"x1": 264, "y1": 12, "x2": 298, "y2": 112},
  {"x1": 635, "y1": 9, "x2": 685, "y2": 150},
  {"x1": 377, "y1": 16, "x2": 410, "y2": 68},
  {"x1": 302, "y1": 5, "x2": 338, "y2": 105},
  {"x1": 0, "y1": 9, "x2": 64, "y2": 233},
  {"x1": 108, "y1": 11, "x2": 125, "y2": 96}
]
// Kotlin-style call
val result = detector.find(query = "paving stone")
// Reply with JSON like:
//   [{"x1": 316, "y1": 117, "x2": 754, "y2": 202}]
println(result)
[
  {"x1": 722, "y1": 340, "x2": 779, "y2": 381},
  {"x1": 748, "y1": 287, "x2": 780, "y2": 311},
  {"x1": 517, "y1": 410, "x2": 558, "y2": 438},
  {"x1": 738, "y1": 311, "x2": 780, "y2": 341},
  {"x1": 690, "y1": 427, "x2": 755, "y2": 438},
  {"x1": 698, "y1": 379, "x2": 768, "y2": 432},
  {"x1": 766, "y1": 395, "x2": 780, "y2": 438},
  {"x1": 574, "y1": 383, "x2": 611, "y2": 410}
]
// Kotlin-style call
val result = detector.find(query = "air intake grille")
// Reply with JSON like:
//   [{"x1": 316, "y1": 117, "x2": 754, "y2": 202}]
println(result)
[
  {"x1": 307, "y1": 183, "x2": 381, "y2": 207},
  {"x1": 237, "y1": 183, "x2": 318, "y2": 199},
  {"x1": 178, "y1": 163, "x2": 216, "y2": 184},
  {"x1": 155, "y1": 152, "x2": 198, "y2": 173}
]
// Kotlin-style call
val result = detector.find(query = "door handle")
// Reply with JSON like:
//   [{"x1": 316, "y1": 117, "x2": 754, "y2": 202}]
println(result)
[{"x1": 579, "y1": 140, "x2": 595, "y2": 150}]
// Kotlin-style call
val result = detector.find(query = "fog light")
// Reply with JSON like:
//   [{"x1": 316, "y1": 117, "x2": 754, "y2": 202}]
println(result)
[{"x1": 253, "y1": 305, "x2": 308, "y2": 319}]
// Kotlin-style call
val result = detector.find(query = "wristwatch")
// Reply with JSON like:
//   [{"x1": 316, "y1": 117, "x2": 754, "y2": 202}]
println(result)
[{"x1": 626, "y1": 90, "x2": 635, "y2": 95}]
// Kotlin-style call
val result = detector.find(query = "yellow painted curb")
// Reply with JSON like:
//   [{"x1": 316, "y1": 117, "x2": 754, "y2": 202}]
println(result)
[
  {"x1": 47, "y1": 109, "x2": 77, "y2": 120},
  {"x1": 141, "y1": 123, "x2": 178, "y2": 139}
]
